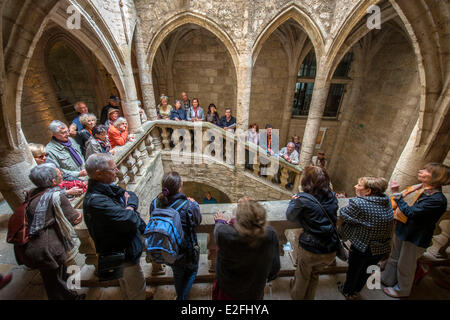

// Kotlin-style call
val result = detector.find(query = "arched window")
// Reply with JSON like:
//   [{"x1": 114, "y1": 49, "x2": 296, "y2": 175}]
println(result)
[{"x1": 292, "y1": 51, "x2": 353, "y2": 118}]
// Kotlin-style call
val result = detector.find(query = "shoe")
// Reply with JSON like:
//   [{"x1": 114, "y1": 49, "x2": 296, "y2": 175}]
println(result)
[
  {"x1": 337, "y1": 281, "x2": 358, "y2": 300},
  {"x1": 0, "y1": 273, "x2": 13, "y2": 290},
  {"x1": 75, "y1": 293, "x2": 86, "y2": 300},
  {"x1": 383, "y1": 287, "x2": 407, "y2": 298}
]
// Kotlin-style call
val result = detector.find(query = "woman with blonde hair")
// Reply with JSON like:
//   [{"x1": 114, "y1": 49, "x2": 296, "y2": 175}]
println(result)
[
  {"x1": 338, "y1": 176, "x2": 394, "y2": 299},
  {"x1": 212, "y1": 197, "x2": 280, "y2": 300},
  {"x1": 157, "y1": 95, "x2": 172, "y2": 120},
  {"x1": 382, "y1": 163, "x2": 449, "y2": 298},
  {"x1": 28, "y1": 143, "x2": 85, "y2": 197}
]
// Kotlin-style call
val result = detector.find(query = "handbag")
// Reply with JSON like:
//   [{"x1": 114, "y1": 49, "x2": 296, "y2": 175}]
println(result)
[
  {"x1": 98, "y1": 252, "x2": 126, "y2": 281},
  {"x1": 297, "y1": 193, "x2": 349, "y2": 262}
]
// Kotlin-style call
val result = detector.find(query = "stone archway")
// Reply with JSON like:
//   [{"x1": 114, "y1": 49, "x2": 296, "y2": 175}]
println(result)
[
  {"x1": 182, "y1": 181, "x2": 231, "y2": 204},
  {"x1": 146, "y1": 12, "x2": 239, "y2": 79},
  {"x1": 250, "y1": 18, "x2": 315, "y2": 146},
  {"x1": 252, "y1": 5, "x2": 325, "y2": 66},
  {"x1": 151, "y1": 24, "x2": 237, "y2": 118}
]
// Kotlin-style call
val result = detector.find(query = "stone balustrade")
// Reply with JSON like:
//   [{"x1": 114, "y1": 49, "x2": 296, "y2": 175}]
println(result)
[{"x1": 70, "y1": 119, "x2": 449, "y2": 287}]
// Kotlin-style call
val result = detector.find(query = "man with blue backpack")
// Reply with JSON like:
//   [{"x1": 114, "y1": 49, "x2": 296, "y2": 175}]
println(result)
[{"x1": 145, "y1": 171, "x2": 202, "y2": 300}]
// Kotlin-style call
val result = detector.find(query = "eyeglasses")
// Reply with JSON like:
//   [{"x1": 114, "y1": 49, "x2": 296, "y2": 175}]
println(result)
[
  {"x1": 104, "y1": 167, "x2": 119, "y2": 172},
  {"x1": 34, "y1": 153, "x2": 48, "y2": 159}
]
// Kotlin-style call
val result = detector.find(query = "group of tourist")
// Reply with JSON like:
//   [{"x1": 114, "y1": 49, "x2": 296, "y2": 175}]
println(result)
[
  {"x1": 156, "y1": 92, "x2": 237, "y2": 133},
  {"x1": 5, "y1": 91, "x2": 449, "y2": 301},
  {"x1": 286, "y1": 163, "x2": 449, "y2": 300}
]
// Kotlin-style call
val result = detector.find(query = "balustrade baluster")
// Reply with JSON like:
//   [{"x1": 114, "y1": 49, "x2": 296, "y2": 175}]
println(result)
[
  {"x1": 150, "y1": 128, "x2": 163, "y2": 151},
  {"x1": 280, "y1": 167, "x2": 289, "y2": 188},
  {"x1": 160, "y1": 127, "x2": 171, "y2": 151},
  {"x1": 207, "y1": 231, "x2": 217, "y2": 273}
]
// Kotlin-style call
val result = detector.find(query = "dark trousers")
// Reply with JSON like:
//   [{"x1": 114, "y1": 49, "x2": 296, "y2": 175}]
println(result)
[
  {"x1": 171, "y1": 264, "x2": 198, "y2": 300},
  {"x1": 40, "y1": 264, "x2": 78, "y2": 300},
  {"x1": 343, "y1": 245, "x2": 384, "y2": 295}
]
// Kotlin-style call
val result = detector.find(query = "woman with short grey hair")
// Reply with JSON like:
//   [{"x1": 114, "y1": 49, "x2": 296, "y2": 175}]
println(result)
[
  {"x1": 14, "y1": 164, "x2": 84, "y2": 300},
  {"x1": 108, "y1": 117, "x2": 134, "y2": 149}
]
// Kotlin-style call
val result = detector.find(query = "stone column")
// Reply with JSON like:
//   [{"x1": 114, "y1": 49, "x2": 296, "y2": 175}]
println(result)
[
  {"x1": 298, "y1": 64, "x2": 331, "y2": 169},
  {"x1": 0, "y1": 141, "x2": 35, "y2": 210},
  {"x1": 122, "y1": 59, "x2": 143, "y2": 134},
  {"x1": 388, "y1": 120, "x2": 424, "y2": 188},
  {"x1": 236, "y1": 52, "x2": 252, "y2": 134},
  {"x1": 328, "y1": 52, "x2": 365, "y2": 173},
  {"x1": 134, "y1": 22, "x2": 157, "y2": 120}
]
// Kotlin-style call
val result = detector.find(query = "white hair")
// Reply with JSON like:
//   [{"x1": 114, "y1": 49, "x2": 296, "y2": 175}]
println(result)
[
  {"x1": 49, "y1": 120, "x2": 67, "y2": 133},
  {"x1": 29, "y1": 163, "x2": 58, "y2": 188},
  {"x1": 85, "y1": 153, "x2": 114, "y2": 177},
  {"x1": 287, "y1": 142, "x2": 295, "y2": 148},
  {"x1": 113, "y1": 117, "x2": 127, "y2": 128}
]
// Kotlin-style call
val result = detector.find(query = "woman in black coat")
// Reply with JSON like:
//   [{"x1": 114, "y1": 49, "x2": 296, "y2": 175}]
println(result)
[
  {"x1": 382, "y1": 163, "x2": 449, "y2": 298},
  {"x1": 212, "y1": 197, "x2": 280, "y2": 300},
  {"x1": 285, "y1": 165, "x2": 338, "y2": 300}
]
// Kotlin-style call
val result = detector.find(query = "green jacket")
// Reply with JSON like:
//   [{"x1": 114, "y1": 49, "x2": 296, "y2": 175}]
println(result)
[{"x1": 46, "y1": 137, "x2": 85, "y2": 179}]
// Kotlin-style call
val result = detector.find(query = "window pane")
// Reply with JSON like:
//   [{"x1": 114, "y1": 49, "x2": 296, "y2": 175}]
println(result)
[
  {"x1": 292, "y1": 82, "x2": 314, "y2": 116},
  {"x1": 298, "y1": 51, "x2": 316, "y2": 77},
  {"x1": 333, "y1": 52, "x2": 353, "y2": 78},
  {"x1": 323, "y1": 84, "x2": 345, "y2": 117}
]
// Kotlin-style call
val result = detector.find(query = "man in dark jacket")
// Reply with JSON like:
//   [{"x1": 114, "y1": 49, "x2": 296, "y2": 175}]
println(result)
[
  {"x1": 218, "y1": 108, "x2": 236, "y2": 132},
  {"x1": 100, "y1": 95, "x2": 121, "y2": 124},
  {"x1": 83, "y1": 153, "x2": 146, "y2": 300}
]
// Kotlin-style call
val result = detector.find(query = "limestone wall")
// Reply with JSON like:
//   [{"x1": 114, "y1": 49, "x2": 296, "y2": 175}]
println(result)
[
  {"x1": 161, "y1": 154, "x2": 292, "y2": 203},
  {"x1": 331, "y1": 30, "x2": 420, "y2": 195},
  {"x1": 136, "y1": 0, "x2": 352, "y2": 53},
  {"x1": 249, "y1": 33, "x2": 289, "y2": 131},
  {"x1": 46, "y1": 42, "x2": 99, "y2": 117},
  {"x1": 153, "y1": 27, "x2": 236, "y2": 116}
]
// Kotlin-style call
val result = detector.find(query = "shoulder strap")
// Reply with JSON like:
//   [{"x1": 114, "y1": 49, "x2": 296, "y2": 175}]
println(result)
[{"x1": 297, "y1": 193, "x2": 342, "y2": 241}]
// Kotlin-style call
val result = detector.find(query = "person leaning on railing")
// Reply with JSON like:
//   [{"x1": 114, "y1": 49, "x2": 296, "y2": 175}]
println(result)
[
  {"x1": 338, "y1": 177, "x2": 394, "y2": 300},
  {"x1": 286, "y1": 165, "x2": 338, "y2": 300},
  {"x1": 212, "y1": 197, "x2": 280, "y2": 300},
  {"x1": 170, "y1": 100, "x2": 187, "y2": 121},
  {"x1": 108, "y1": 117, "x2": 135, "y2": 149},
  {"x1": 381, "y1": 162, "x2": 449, "y2": 298},
  {"x1": 85, "y1": 125, "x2": 115, "y2": 160}
]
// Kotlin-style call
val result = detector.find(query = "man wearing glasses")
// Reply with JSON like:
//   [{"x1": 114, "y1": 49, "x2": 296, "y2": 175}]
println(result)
[
  {"x1": 46, "y1": 120, "x2": 87, "y2": 180},
  {"x1": 83, "y1": 153, "x2": 147, "y2": 300}
]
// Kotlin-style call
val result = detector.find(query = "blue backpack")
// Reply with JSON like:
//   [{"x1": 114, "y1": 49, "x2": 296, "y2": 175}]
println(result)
[{"x1": 144, "y1": 198, "x2": 188, "y2": 265}]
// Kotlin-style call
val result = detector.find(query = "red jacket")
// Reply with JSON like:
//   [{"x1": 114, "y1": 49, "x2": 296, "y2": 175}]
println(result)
[{"x1": 108, "y1": 125, "x2": 128, "y2": 149}]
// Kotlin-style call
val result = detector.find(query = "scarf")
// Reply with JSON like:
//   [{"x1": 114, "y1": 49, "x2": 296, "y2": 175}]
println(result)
[
  {"x1": 97, "y1": 138, "x2": 111, "y2": 153},
  {"x1": 52, "y1": 192, "x2": 81, "y2": 263},
  {"x1": 29, "y1": 187, "x2": 60, "y2": 236},
  {"x1": 53, "y1": 137, "x2": 83, "y2": 167},
  {"x1": 392, "y1": 183, "x2": 436, "y2": 223}
]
